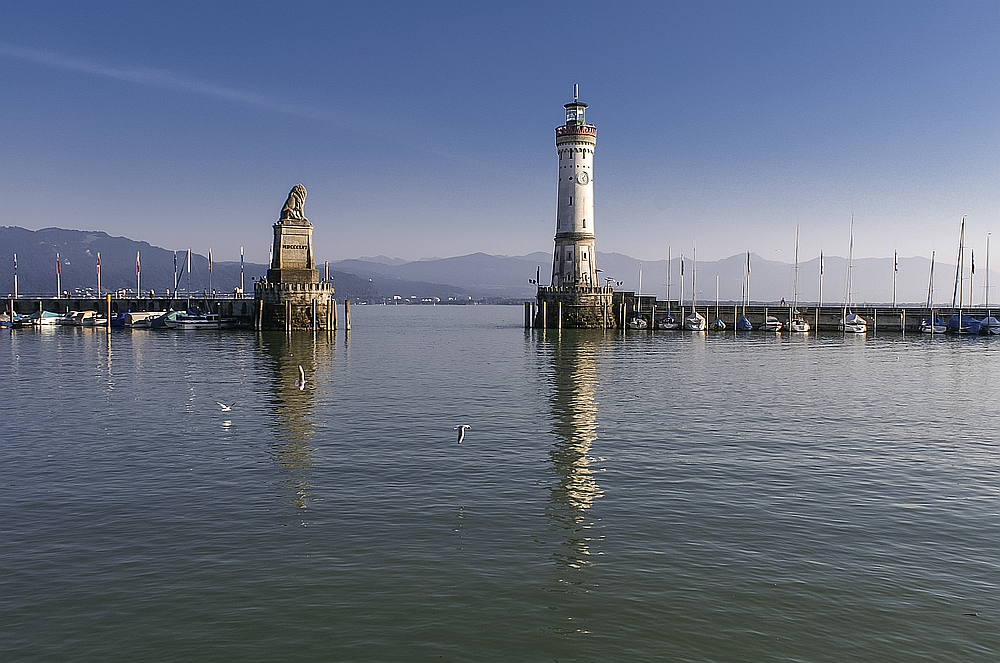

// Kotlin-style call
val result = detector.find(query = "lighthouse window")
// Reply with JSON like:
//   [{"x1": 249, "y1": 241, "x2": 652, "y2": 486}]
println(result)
[
  {"x1": 568, "y1": 196, "x2": 573, "y2": 206},
  {"x1": 582, "y1": 251, "x2": 588, "y2": 260},
  {"x1": 583, "y1": 219, "x2": 586, "y2": 228}
]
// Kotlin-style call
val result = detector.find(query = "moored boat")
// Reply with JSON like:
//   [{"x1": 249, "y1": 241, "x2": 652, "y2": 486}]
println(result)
[
  {"x1": 165, "y1": 311, "x2": 221, "y2": 329},
  {"x1": 684, "y1": 310, "x2": 707, "y2": 331},
  {"x1": 760, "y1": 314, "x2": 783, "y2": 332},
  {"x1": 919, "y1": 316, "x2": 947, "y2": 334},
  {"x1": 980, "y1": 316, "x2": 1000, "y2": 335}
]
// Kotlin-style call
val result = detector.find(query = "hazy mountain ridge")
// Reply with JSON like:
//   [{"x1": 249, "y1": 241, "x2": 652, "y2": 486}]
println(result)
[{"x1": 1, "y1": 227, "x2": 993, "y2": 306}]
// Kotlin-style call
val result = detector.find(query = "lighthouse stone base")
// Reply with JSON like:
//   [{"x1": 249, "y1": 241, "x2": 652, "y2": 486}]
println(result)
[{"x1": 536, "y1": 286, "x2": 615, "y2": 328}]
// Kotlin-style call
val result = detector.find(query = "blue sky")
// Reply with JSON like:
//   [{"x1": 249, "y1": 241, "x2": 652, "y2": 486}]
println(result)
[{"x1": 2, "y1": 1, "x2": 999, "y2": 264}]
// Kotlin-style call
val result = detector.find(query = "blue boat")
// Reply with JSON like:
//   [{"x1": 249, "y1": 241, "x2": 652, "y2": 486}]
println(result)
[
  {"x1": 736, "y1": 315, "x2": 753, "y2": 331},
  {"x1": 948, "y1": 313, "x2": 980, "y2": 335}
]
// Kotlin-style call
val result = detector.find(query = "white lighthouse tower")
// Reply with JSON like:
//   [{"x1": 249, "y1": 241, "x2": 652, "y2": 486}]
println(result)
[
  {"x1": 536, "y1": 86, "x2": 613, "y2": 328},
  {"x1": 552, "y1": 84, "x2": 599, "y2": 287}
]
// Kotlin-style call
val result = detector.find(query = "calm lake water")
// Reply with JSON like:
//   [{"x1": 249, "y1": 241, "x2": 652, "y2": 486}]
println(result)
[{"x1": 3, "y1": 305, "x2": 999, "y2": 662}]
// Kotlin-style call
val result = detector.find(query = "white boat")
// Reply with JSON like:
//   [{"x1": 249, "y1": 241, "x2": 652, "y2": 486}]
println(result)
[
  {"x1": 839, "y1": 312, "x2": 868, "y2": 333},
  {"x1": 789, "y1": 316, "x2": 810, "y2": 333},
  {"x1": 57, "y1": 310, "x2": 95, "y2": 326},
  {"x1": 789, "y1": 226, "x2": 810, "y2": 332},
  {"x1": 919, "y1": 316, "x2": 947, "y2": 334},
  {"x1": 684, "y1": 310, "x2": 707, "y2": 331},
  {"x1": 839, "y1": 216, "x2": 867, "y2": 334},
  {"x1": 684, "y1": 246, "x2": 706, "y2": 331},
  {"x1": 627, "y1": 317, "x2": 648, "y2": 330},
  {"x1": 165, "y1": 311, "x2": 221, "y2": 329},
  {"x1": 760, "y1": 314, "x2": 783, "y2": 332},
  {"x1": 628, "y1": 264, "x2": 648, "y2": 329}
]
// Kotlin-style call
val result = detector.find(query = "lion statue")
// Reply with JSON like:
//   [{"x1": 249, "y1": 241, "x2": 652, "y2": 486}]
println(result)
[{"x1": 279, "y1": 184, "x2": 307, "y2": 222}]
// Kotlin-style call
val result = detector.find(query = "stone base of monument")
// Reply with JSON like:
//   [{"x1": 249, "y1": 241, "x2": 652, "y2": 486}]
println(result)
[
  {"x1": 255, "y1": 281, "x2": 336, "y2": 330},
  {"x1": 535, "y1": 286, "x2": 616, "y2": 328}
]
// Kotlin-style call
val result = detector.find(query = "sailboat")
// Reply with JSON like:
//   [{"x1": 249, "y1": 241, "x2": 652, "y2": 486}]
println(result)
[
  {"x1": 627, "y1": 262, "x2": 648, "y2": 329},
  {"x1": 684, "y1": 247, "x2": 707, "y2": 331},
  {"x1": 948, "y1": 216, "x2": 980, "y2": 334},
  {"x1": 658, "y1": 248, "x2": 679, "y2": 329},
  {"x1": 839, "y1": 216, "x2": 867, "y2": 333},
  {"x1": 709, "y1": 275, "x2": 726, "y2": 330},
  {"x1": 789, "y1": 226, "x2": 810, "y2": 332},
  {"x1": 980, "y1": 233, "x2": 1000, "y2": 334},
  {"x1": 736, "y1": 251, "x2": 753, "y2": 331},
  {"x1": 919, "y1": 250, "x2": 946, "y2": 333}
]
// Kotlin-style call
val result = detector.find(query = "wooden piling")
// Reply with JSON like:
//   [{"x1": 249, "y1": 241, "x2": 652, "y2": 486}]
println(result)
[
  {"x1": 344, "y1": 300, "x2": 351, "y2": 331},
  {"x1": 106, "y1": 294, "x2": 112, "y2": 331},
  {"x1": 558, "y1": 301, "x2": 562, "y2": 329},
  {"x1": 285, "y1": 300, "x2": 291, "y2": 332},
  {"x1": 312, "y1": 299, "x2": 317, "y2": 331},
  {"x1": 524, "y1": 302, "x2": 531, "y2": 329},
  {"x1": 541, "y1": 301, "x2": 547, "y2": 329}
]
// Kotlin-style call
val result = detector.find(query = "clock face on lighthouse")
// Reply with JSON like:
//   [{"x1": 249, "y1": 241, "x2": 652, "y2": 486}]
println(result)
[{"x1": 576, "y1": 171, "x2": 589, "y2": 185}]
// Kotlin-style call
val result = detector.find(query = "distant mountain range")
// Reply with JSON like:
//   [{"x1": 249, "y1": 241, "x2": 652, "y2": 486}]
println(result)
[{"x1": 1, "y1": 226, "x2": 994, "y2": 306}]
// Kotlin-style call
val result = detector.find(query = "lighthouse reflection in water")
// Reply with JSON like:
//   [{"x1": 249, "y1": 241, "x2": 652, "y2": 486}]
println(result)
[{"x1": 542, "y1": 330, "x2": 606, "y2": 570}]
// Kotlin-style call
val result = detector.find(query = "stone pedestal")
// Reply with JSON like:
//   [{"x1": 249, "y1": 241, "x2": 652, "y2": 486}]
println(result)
[
  {"x1": 255, "y1": 281, "x2": 335, "y2": 330},
  {"x1": 536, "y1": 286, "x2": 615, "y2": 328}
]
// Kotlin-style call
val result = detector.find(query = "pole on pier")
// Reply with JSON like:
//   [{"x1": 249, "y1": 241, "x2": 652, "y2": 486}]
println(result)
[
  {"x1": 524, "y1": 302, "x2": 531, "y2": 329},
  {"x1": 106, "y1": 294, "x2": 112, "y2": 331},
  {"x1": 344, "y1": 300, "x2": 351, "y2": 331},
  {"x1": 541, "y1": 301, "x2": 547, "y2": 329},
  {"x1": 558, "y1": 301, "x2": 562, "y2": 329},
  {"x1": 901, "y1": 309, "x2": 905, "y2": 334},
  {"x1": 651, "y1": 302, "x2": 656, "y2": 331},
  {"x1": 312, "y1": 298, "x2": 317, "y2": 331},
  {"x1": 331, "y1": 296, "x2": 338, "y2": 330},
  {"x1": 286, "y1": 300, "x2": 291, "y2": 332},
  {"x1": 873, "y1": 308, "x2": 877, "y2": 333}
]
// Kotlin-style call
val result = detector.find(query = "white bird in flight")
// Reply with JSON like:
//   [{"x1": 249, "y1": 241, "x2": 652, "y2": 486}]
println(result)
[
  {"x1": 454, "y1": 425, "x2": 471, "y2": 444},
  {"x1": 216, "y1": 402, "x2": 235, "y2": 412},
  {"x1": 295, "y1": 365, "x2": 306, "y2": 390}
]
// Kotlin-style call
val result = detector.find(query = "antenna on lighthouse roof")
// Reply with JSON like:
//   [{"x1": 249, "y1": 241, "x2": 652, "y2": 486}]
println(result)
[{"x1": 574, "y1": 84, "x2": 579, "y2": 102}]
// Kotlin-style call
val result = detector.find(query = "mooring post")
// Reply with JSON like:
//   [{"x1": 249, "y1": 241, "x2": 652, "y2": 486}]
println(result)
[
  {"x1": 106, "y1": 294, "x2": 112, "y2": 331},
  {"x1": 285, "y1": 300, "x2": 291, "y2": 332},
  {"x1": 312, "y1": 299, "x2": 317, "y2": 331},
  {"x1": 873, "y1": 308, "x2": 878, "y2": 333},
  {"x1": 558, "y1": 301, "x2": 562, "y2": 329},
  {"x1": 345, "y1": 299, "x2": 351, "y2": 331},
  {"x1": 651, "y1": 302, "x2": 656, "y2": 331},
  {"x1": 541, "y1": 301, "x2": 547, "y2": 329},
  {"x1": 524, "y1": 302, "x2": 530, "y2": 329},
  {"x1": 901, "y1": 309, "x2": 905, "y2": 333}
]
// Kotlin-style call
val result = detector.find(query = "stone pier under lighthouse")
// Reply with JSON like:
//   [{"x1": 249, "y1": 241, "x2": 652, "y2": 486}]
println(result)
[
  {"x1": 536, "y1": 87, "x2": 615, "y2": 328},
  {"x1": 254, "y1": 184, "x2": 336, "y2": 330}
]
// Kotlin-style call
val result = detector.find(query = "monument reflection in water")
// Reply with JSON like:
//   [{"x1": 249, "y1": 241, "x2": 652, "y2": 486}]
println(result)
[
  {"x1": 541, "y1": 329, "x2": 606, "y2": 570},
  {"x1": 256, "y1": 330, "x2": 335, "y2": 509}
]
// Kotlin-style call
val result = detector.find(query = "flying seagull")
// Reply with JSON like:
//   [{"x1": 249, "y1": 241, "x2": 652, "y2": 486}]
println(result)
[
  {"x1": 454, "y1": 425, "x2": 471, "y2": 444},
  {"x1": 295, "y1": 365, "x2": 306, "y2": 391},
  {"x1": 216, "y1": 402, "x2": 235, "y2": 412}
]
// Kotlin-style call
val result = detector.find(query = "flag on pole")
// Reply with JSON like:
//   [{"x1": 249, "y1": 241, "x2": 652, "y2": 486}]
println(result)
[
  {"x1": 972, "y1": 249, "x2": 976, "y2": 275},
  {"x1": 747, "y1": 251, "x2": 751, "y2": 275},
  {"x1": 820, "y1": 251, "x2": 824, "y2": 275},
  {"x1": 894, "y1": 250, "x2": 898, "y2": 273},
  {"x1": 680, "y1": 259, "x2": 684, "y2": 276},
  {"x1": 56, "y1": 255, "x2": 61, "y2": 275},
  {"x1": 209, "y1": 249, "x2": 213, "y2": 273},
  {"x1": 97, "y1": 252, "x2": 101, "y2": 275},
  {"x1": 136, "y1": 251, "x2": 141, "y2": 276}
]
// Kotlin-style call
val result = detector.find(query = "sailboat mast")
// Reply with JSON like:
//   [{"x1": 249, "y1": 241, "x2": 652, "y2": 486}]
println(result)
[
  {"x1": 953, "y1": 217, "x2": 964, "y2": 309},
  {"x1": 793, "y1": 226, "x2": 800, "y2": 312},
  {"x1": 666, "y1": 246, "x2": 671, "y2": 308},
  {"x1": 987, "y1": 234, "x2": 991, "y2": 310},
  {"x1": 680, "y1": 254, "x2": 685, "y2": 309},
  {"x1": 692, "y1": 247, "x2": 697, "y2": 308},
  {"x1": 926, "y1": 250, "x2": 936, "y2": 308},
  {"x1": 844, "y1": 216, "x2": 855, "y2": 314}
]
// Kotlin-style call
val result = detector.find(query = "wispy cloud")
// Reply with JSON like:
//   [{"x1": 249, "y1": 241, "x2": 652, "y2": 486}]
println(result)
[
  {"x1": 0, "y1": 41, "x2": 344, "y2": 123},
  {"x1": 0, "y1": 42, "x2": 478, "y2": 165}
]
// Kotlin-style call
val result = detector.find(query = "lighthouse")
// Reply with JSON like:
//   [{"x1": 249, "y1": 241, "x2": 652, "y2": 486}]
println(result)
[
  {"x1": 552, "y1": 85, "x2": 599, "y2": 287},
  {"x1": 535, "y1": 86, "x2": 614, "y2": 328}
]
